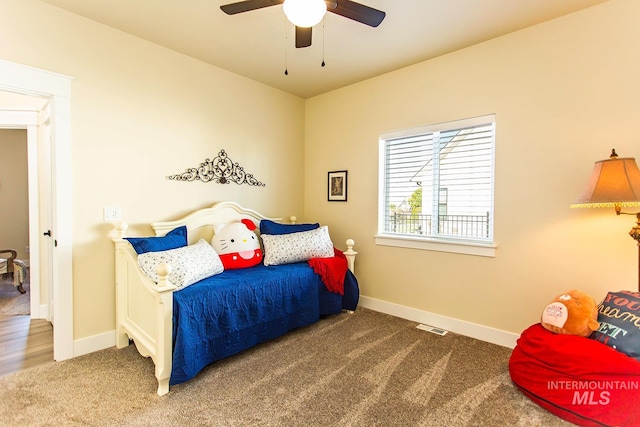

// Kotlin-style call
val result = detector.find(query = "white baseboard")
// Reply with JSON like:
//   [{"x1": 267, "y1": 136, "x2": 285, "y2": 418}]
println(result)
[
  {"x1": 74, "y1": 330, "x2": 116, "y2": 357},
  {"x1": 358, "y1": 295, "x2": 519, "y2": 349},
  {"x1": 27, "y1": 304, "x2": 47, "y2": 320},
  {"x1": 35, "y1": 304, "x2": 47, "y2": 319},
  {"x1": 69, "y1": 297, "x2": 519, "y2": 358}
]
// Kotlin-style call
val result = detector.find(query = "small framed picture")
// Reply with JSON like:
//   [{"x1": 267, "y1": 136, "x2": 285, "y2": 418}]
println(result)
[{"x1": 328, "y1": 170, "x2": 348, "y2": 202}]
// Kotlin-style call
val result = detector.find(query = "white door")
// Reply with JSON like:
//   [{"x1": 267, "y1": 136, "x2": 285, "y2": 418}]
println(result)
[{"x1": 37, "y1": 103, "x2": 54, "y2": 322}]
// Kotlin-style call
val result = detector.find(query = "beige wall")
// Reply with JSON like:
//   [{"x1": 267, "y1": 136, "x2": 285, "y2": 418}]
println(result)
[
  {"x1": 305, "y1": 0, "x2": 640, "y2": 335},
  {"x1": 0, "y1": 129, "x2": 29, "y2": 261},
  {"x1": 0, "y1": 0, "x2": 305, "y2": 340},
  {"x1": 0, "y1": 0, "x2": 636, "y2": 346}
]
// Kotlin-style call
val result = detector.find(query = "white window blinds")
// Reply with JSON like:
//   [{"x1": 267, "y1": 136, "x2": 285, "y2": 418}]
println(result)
[{"x1": 379, "y1": 115, "x2": 495, "y2": 244}]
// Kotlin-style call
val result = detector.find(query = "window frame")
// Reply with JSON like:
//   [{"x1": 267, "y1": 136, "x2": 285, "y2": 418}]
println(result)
[{"x1": 376, "y1": 114, "x2": 497, "y2": 257}]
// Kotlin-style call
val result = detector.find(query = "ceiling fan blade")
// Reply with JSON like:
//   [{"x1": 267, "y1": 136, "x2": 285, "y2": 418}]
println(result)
[
  {"x1": 220, "y1": 0, "x2": 283, "y2": 15},
  {"x1": 329, "y1": 0, "x2": 385, "y2": 27},
  {"x1": 295, "y1": 26, "x2": 312, "y2": 48}
]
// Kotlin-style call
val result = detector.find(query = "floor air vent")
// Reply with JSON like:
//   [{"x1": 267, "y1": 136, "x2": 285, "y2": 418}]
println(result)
[{"x1": 416, "y1": 324, "x2": 448, "y2": 336}]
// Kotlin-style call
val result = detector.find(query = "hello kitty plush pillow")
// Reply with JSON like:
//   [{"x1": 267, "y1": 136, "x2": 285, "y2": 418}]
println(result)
[{"x1": 210, "y1": 219, "x2": 263, "y2": 270}]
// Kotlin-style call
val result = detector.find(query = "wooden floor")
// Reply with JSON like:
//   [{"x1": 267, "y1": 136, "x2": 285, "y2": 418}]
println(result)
[{"x1": 0, "y1": 315, "x2": 53, "y2": 377}]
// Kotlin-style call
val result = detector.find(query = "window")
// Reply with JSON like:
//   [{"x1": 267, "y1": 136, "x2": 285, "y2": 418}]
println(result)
[{"x1": 377, "y1": 115, "x2": 496, "y2": 257}]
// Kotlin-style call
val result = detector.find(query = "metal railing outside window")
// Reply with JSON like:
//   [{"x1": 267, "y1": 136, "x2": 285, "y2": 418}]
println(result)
[{"x1": 386, "y1": 212, "x2": 490, "y2": 239}]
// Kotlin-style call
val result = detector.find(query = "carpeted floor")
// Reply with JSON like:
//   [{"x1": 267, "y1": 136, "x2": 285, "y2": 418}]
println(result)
[
  {"x1": 0, "y1": 308, "x2": 571, "y2": 426},
  {"x1": 0, "y1": 270, "x2": 29, "y2": 316}
]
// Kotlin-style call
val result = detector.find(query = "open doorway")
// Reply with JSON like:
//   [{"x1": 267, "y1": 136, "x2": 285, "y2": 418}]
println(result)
[
  {"x1": 0, "y1": 59, "x2": 73, "y2": 361},
  {"x1": 0, "y1": 98, "x2": 52, "y2": 321},
  {"x1": 0, "y1": 101, "x2": 54, "y2": 375}
]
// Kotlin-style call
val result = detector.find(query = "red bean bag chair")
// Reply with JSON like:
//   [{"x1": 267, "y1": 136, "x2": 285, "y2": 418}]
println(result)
[{"x1": 509, "y1": 323, "x2": 640, "y2": 427}]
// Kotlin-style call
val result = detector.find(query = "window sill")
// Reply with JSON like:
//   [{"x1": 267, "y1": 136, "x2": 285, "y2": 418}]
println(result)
[{"x1": 374, "y1": 234, "x2": 496, "y2": 257}]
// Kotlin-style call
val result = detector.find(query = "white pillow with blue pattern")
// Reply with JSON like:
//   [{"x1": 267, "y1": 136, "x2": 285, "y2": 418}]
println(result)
[
  {"x1": 138, "y1": 239, "x2": 224, "y2": 289},
  {"x1": 261, "y1": 225, "x2": 334, "y2": 266}
]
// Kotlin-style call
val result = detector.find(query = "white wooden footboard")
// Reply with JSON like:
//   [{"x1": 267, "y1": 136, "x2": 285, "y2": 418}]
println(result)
[
  {"x1": 112, "y1": 201, "x2": 357, "y2": 396},
  {"x1": 113, "y1": 223, "x2": 176, "y2": 396}
]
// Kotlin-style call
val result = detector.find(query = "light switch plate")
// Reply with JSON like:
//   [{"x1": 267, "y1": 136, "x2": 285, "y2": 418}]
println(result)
[{"x1": 103, "y1": 206, "x2": 122, "y2": 221}]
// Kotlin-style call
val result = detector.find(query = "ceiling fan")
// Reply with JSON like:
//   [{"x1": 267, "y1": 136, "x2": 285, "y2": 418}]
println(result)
[{"x1": 220, "y1": 0, "x2": 386, "y2": 48}]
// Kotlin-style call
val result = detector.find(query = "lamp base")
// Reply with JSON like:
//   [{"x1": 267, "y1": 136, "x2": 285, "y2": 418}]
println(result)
[
  {"x1": 631, "y1": 213, "x2": 640, "y2": 243},
  {"x1": 632, "y1": 213, "x2": 640, "y2": 292},
  {"x1": 618, "y1": 209, "x2": 640, "y2": 291}
]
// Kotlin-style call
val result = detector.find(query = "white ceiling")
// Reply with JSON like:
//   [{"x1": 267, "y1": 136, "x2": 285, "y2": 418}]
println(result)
[{"x1": 40, "y1": 0, "x2": 608, "y2": 98}]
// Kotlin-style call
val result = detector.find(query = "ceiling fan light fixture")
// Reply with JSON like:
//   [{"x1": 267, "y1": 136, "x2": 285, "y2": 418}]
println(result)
[{"x1": 283, "y1": 0, "x2": 327, "y2": 28}]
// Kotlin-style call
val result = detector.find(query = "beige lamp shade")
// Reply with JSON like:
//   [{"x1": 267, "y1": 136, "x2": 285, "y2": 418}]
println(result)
[{"x1": 572, "y1": 150, "x2": 640, "y2": 208}]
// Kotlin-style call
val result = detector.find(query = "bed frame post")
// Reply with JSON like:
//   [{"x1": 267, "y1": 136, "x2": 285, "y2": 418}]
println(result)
[
  {"x1": 155, "y1": 263, "x2": 173, "y2": 396},
  {"x1": 112, "y1": 221, "x2": 176, "y2": 396},
  {"x1": 113, "y1": 222, "x2": 130, "y2": 349},
  {"x1": 344, "y1": 239, "x2": 357, "y2": 273}
]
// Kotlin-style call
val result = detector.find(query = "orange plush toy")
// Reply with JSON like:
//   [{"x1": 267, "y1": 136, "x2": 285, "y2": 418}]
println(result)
[{"x1": 540, "y1": 289, "x2": 599, "y2": 337}]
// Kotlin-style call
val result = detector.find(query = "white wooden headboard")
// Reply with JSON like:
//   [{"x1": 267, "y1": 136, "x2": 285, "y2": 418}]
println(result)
[{"x1": 150, "y1": 201, "x2": 282, "y2": 245}]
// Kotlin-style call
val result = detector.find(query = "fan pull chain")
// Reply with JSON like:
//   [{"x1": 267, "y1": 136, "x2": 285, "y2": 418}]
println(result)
[
  {"x1": 284, "y1": 16, "x2": 289, "y2": 76},
  {"x1": 321, "y1": 17, "x2": 326, "y2": 67}
]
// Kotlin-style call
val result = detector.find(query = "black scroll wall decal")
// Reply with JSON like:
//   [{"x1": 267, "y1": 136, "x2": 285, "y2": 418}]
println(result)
[{"x1": 166, "y1": 150, "x2": 266, "y2": 187}]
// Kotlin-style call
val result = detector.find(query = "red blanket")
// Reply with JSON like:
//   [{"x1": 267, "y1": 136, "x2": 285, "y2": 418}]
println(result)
[{"x1": 308, "y1": 248, "x2": 347, "y2": 295}]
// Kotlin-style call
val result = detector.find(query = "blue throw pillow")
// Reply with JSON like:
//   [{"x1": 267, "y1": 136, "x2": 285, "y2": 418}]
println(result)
[
  {"x1": 259, "y1": 219, "x2": 319, "y2": 235},
  {"x1": 125, "y1": 226, "x2": 188, "y2": 254},
  {"x1": 591, "y1": 290, "x2": 640, "y2": 360}
]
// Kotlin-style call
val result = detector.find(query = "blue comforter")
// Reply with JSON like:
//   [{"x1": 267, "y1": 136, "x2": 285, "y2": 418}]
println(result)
[{"x1": 170, "y1": 262, "x2": 359, "y2": 385}]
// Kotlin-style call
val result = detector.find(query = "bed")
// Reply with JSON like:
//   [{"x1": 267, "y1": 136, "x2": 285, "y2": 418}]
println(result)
[{"x1": 111, "y1": 201, "x2": 359, "y2": 396}]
